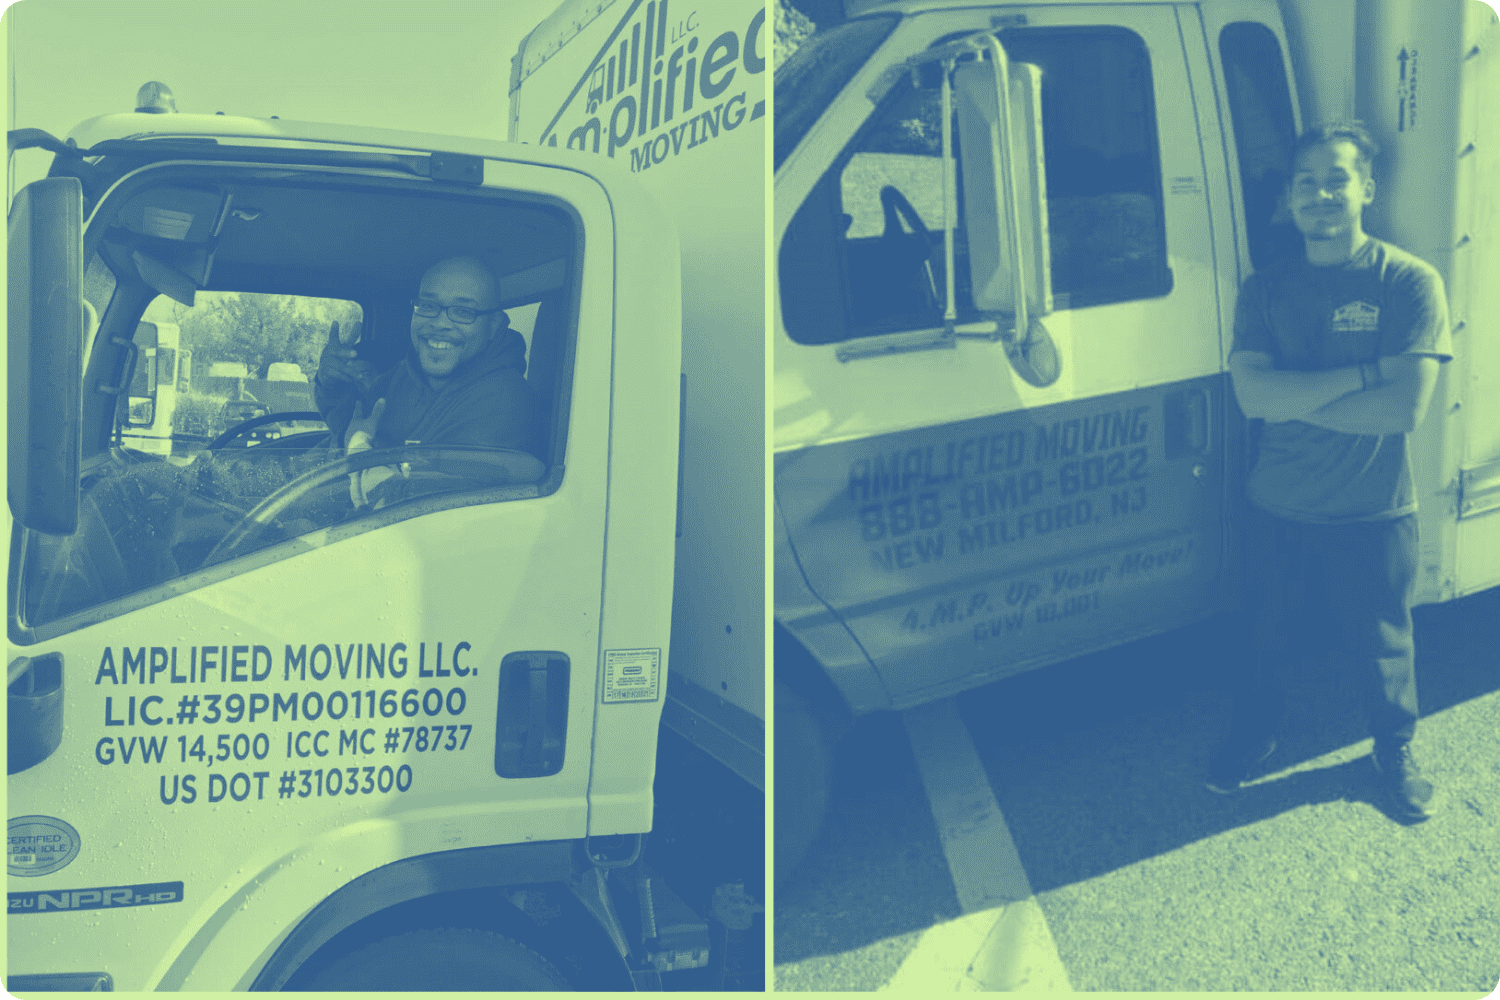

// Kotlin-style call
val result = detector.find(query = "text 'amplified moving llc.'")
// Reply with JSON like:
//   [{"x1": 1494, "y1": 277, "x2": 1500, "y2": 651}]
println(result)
[{"x1": 10, "y1": 643, "x2": 484, "y2": 910}]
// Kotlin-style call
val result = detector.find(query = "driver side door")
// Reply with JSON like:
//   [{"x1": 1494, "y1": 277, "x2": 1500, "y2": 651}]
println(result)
[
  {"x1": 775, "y1": 6, "x2": 1233, "y2": 709},
  {"x1": 7, "y1": 159, "x2": 619, "y2": 990}
]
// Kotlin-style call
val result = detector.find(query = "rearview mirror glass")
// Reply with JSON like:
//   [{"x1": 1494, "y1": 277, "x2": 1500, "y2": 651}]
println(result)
[
  {"x1": 956, "y1": 57, "x2": 1052, "y2": 317},
  {"x1": 7, "y1": 177, "x2": 84, "y2": 535},
  {"x1": 127, "y1": 397, "x2": 155, "y2": 425}
]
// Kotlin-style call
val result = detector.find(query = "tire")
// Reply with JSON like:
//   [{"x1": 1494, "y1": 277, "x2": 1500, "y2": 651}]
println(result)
[
  {"x1": 300, "y1": 927, "x2": 570, "y2": 991},
  {"x1": 774, "y1": 680, "x2": 833, "y2": 888}
]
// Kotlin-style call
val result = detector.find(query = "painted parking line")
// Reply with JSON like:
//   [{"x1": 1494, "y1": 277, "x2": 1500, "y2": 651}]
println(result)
[{"x1": 882, "y1": 698, "x2": 1072, "y2": 992}]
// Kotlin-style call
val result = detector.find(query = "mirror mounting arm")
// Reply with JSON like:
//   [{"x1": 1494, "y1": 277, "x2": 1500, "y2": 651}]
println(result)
[
  {"x1": 903, "y1": 35, "x2": 1037, "y2": 345},
  {"x1": 939, "y1": 58, "x2": 959, "y2": 335},
  {"x1": 977, "y1": 34, "x2": 1060, "y2": 388},
  {"x1": 903, "y1": 32, "x2": 1060, "y2": 388},
  {"x1": 976, "y1": 35, "x2": 1031, "y2": 355}
]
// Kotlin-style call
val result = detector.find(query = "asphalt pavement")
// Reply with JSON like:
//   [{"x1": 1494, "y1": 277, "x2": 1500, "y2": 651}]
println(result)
[{"x1": 774, "y1": 586, "x2": 1500, "y2": 992}]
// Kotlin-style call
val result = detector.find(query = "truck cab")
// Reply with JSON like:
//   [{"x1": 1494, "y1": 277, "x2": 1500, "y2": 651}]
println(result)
[
  {"x1": 776, "y1": 0, "x2": 1290, "y2": 727},
  {"x1": 773, "y1": 0, "x2": 1499, "y2": 876},
  {"x1": 8, "y1": 101, "x2": 695, "y2": 990}
]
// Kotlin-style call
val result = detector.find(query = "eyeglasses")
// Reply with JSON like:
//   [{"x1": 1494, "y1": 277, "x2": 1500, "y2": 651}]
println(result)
[{"x1": 412, "y1": 300, "x2": 503, "y2": 325}]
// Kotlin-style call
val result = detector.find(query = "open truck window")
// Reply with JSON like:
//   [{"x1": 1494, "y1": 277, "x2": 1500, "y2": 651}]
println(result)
[
  {"x1": 780, "y1": 25, "x2": 1171, "y2": 345},
  {"x1": 18, "y1": 173, "x2": 580, "y2": 637}
]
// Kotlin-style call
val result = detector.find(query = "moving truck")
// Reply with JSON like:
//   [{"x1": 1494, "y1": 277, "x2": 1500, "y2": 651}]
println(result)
[
  {"x1": 5, "y1": 0, "x2": 764, "y2": 991},
  {"x1": 512, "y1": 0, "x2": 769, "y2": 832},
  {"x1": 773, "y1": 0, "x2": 1499, "y2": 876}
]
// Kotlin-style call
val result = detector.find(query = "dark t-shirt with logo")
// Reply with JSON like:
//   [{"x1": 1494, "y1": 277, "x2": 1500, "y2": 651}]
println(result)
[{"x1": 1231, "y1": 237, "x2": 1452, "y2": 523}]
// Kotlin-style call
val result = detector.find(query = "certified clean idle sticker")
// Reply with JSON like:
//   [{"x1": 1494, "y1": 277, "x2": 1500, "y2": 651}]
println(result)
[
  {"x1": 8, "y1": 816, "x2": 81, "y2": 877},
  {"x1": 602, "y1": 648, "x2": 661, "y2": 704}
]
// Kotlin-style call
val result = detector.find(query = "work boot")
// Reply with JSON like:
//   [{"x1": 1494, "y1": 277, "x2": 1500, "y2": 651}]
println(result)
[
  {"x1": 1205, "y1": 733, "x2": 1278, "y2": 794},
  {"x1": 1372, "y1": 741, "x2": 1434, "y2": 822}
]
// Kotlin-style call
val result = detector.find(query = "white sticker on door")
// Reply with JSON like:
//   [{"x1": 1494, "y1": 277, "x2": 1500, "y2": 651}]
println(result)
[{"x1": 602, "y1": 648, "x2": 661, "y2": 704}]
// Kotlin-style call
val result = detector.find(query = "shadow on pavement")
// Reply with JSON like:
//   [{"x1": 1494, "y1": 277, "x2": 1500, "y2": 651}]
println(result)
[
  {"x1": 961, "y1": 584, "x2": 1500, "y2": 894},
  {"x1": 775, "y1": 583, "x2": 1500, "y2": 966},
  {"x1": 775, "y1": 709, "x2": 962, "y2": 968}
]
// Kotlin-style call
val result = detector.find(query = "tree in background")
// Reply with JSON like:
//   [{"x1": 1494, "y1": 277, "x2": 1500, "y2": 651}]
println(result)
[
  {"x1": 776, "y1": 0, "x2": 816, "y2": 66},
  {"x1": 155, "y1": 292, "x2": 362, "y2": 381}
]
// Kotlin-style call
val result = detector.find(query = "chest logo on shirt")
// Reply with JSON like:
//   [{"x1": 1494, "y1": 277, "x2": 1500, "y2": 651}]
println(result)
[{"x1": 1331, "y1": 300, "x2": 1380, "y2": 333}]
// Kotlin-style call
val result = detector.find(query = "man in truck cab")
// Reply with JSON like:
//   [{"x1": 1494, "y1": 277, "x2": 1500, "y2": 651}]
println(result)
[
  {"x1": 1213, "y1": 122, "x2": 1452, "y2": 822},
  {"x1": 314, "y1": 255, "x2": 546, "y2": 506},
  {"x1": 144, "y1": 255, "x2": 543, "y2": 574}
]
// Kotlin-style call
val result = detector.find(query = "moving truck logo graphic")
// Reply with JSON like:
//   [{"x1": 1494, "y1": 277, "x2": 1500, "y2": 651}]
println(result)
[
  {"x1": 537, "y1": 0, "x2": 765, "y2": 170},
  {"x1": 1331, "y1": 300, "x2": 1381, "y2": 332}
]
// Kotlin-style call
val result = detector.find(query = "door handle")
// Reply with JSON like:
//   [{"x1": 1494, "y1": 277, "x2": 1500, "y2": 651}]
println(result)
[
  {"x1": 524, "y1": 658, "x2": 549, "y2": 772},
  {"x1": 495, "y1": 651, "x2": 569, "y2": 779},
  {"x1": 1164, "y1": 386, "x2": 1213, "y2": 459},
  {"x1": 1189, "y1": 386, "x2": 1212, "y2": 455}
]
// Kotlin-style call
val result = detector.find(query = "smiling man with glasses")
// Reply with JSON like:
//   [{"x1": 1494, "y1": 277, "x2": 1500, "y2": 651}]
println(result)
[{"x1": 313, "y1": 255, "x2": 546, "y2": 505}]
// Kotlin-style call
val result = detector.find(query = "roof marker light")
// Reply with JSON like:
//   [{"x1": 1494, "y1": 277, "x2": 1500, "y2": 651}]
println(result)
[{"x1": 135, "y1": 81, "x2": 178, "y2": 114}]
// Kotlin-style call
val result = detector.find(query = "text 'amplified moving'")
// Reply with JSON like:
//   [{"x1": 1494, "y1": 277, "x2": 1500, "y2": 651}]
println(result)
[
  {"x1": 543, "y1": 1, "x2": 765, "y2": 169},
  {"x1": 94, "y1": 641, "x2": 475, "y2": 685}
]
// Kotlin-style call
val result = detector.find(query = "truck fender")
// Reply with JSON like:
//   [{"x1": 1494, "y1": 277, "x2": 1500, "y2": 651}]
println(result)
[{"x1": 246, "y1": 839, "x2": 630, "y2": 991}]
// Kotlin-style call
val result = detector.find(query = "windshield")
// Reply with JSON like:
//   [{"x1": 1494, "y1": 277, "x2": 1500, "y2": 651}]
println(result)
[{"x1": 774, "y1": 15, "x2": 899, "y2": 171}]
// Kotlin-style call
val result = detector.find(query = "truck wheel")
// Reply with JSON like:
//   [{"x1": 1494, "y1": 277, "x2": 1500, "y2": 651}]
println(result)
[
  {"x1": 775, "y1": 680, "x2": 832, "y2": 888},
  {"x1": 300, "y1": 927, "x2": 570, "y2": 991}
]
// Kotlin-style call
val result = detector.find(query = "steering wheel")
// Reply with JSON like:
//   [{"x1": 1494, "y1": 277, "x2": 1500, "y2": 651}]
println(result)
[
  {"x1": 200, "y1": 445, "x2": 547, "y2": 568},
  {"x1": 880, "y1": 185, "x2": 931, "y2": 241},
  {"x1": 208, "y1": 411, "x2": 327, "y2": 451}
]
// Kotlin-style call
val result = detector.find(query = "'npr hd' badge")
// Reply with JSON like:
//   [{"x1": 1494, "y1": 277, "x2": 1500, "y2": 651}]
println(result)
[
  {"x1": 8, "y1": 816, "x2": 81, "y2": 877},
  {"x1": 602, "y1": 648, "x2": 661, "y2": 703}
]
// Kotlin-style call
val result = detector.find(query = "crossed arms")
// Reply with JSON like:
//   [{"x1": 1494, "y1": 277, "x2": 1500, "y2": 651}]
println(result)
[{"x1": 1228, "y1": 351, "x2": 1441, "y2": 435}]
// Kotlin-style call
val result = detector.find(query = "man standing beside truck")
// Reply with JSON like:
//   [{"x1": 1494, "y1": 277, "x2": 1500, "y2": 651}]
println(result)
[{"x1": 1213, "y1": 122, "x2": 1452, "y2": 822}]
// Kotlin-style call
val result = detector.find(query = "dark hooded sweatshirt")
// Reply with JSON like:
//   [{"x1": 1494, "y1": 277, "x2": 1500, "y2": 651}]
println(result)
[{"x1": 314, "y1": 328, "x2": 545, "y2": 462}]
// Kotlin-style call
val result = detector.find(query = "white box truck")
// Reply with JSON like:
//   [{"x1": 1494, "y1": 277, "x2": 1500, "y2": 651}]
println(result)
[
  {"x1": 512, "y1": 0, "x2": 768, "y2": 829},
  {"x1": 773, "y1": 0, "x2": 1499, "y2": 875},
  {"x1": 5, "y1": 0, "x2": 764, "y2": 991}
]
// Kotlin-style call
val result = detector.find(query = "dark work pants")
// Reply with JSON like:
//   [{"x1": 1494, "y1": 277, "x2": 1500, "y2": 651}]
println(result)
[{"x1": 1233, "y1": 505, "x2": 1421, "y2": 746}]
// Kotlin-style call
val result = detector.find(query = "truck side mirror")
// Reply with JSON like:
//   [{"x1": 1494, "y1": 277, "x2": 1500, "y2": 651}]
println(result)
[
  {"x1": 955, "y1": 58, "x2": 1052, "y2": 318},
  {"x1": 7, "y1": 177, "x2": 85, "y2": 535}
]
